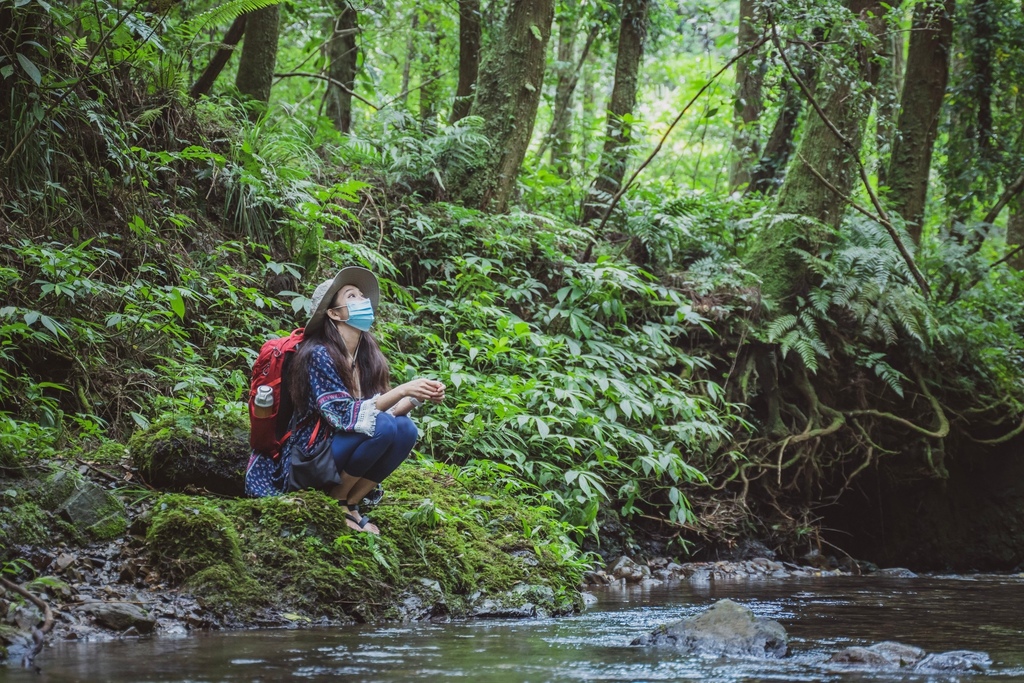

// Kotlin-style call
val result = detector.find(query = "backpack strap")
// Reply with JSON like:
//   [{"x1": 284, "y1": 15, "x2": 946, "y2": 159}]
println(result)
[{"x1": 308, "y1": 419, "x2": 322, "y2": 449}]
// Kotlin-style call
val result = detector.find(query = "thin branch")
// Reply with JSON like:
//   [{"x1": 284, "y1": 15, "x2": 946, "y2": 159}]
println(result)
[
  {"x1": 593, "y1": 34, "x2": 770, "y2": 233},
  {"x1": 273, "y1": 71, "x2": 379, "y2": 110},
  {"x1": 769, "y1": 14, "x2": 931, "y2": 299},
  {"x1": 982, "y1": 169, "x2": 1024, "y2": 225},
  {"x1": 0, "y1": 576, "x2": 54, "y2": 667},
  {"x1": 379, "y1": 66, "x2": 458, "y2": 110}
]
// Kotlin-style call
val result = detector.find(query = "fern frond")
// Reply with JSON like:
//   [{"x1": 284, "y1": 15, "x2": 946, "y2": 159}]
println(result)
[{"x1": 176, "y1": 0, "x2": 284, "y2": 44}]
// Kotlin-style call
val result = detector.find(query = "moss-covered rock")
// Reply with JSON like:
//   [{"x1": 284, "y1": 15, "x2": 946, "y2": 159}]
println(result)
[
  {"x1": 128, "y1": 408, "x2": 249, "y2": 496},
  {"x1": 145, "y1": 494, "x2": 243, "y2": 576},
  {"x1": 140, "y1": 461, "x2": 591, "y2": 623},
  {"x1": 0, "y1": 498, "x2": 51, "y2": 561},
  {"x1": 38, "y1": 469, "x2": 126, "y2": 542}
]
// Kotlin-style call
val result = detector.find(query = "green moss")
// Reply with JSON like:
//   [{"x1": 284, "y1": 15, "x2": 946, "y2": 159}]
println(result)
[
  {"x1": 138, "y1": 461, "x2": 590, "y2": 623},
  {"x1": 146, "y1": 494, "x2": 243, "y2": 576},
  {"x1": 187, "y1": 564, "x2": 264, "y2": 616},
  {"x1": 85, "y1": 441, "x2": 129, "y2": 464},
  {"x1": 128, "y1": 409, "x2": 247, "y2": 479},
  {"x1": 0, "y1": 501, "x2": 51, "y2": 558}
]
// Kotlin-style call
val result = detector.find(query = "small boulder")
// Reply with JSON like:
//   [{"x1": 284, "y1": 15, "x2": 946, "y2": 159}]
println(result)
[
  {"x1": 81, "y1": 601, "x2": 156, "y2": 633},
  {"x1": 41, "y1": 470, "x2": 127, "y2": 541},
  {"x1": 872, "y1": 567, "x2": 918, "y2": 578},
  {"x1": 610, "y1": 556, "x2": 650, "y2": 583},
  {"x1": 914, "y1": 650, "x2": 991, "y2": 672},
  {"x1": 829, "y1": 641, "x2": 925, "y2": 668},
  {"x1": 631, "y1": 598, "x2": 788, "y2": 658}
]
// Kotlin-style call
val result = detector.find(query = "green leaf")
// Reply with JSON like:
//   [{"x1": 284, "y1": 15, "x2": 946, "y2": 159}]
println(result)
[
  {"x1": 16, "y1": 53, "x2": 41, "y2": 85},
  {"x1": 530, "y1": 24, "x2": 542, "y2": 40},
  {"x1": 169, "y1": 289, "x2": 185, "y2": 320},
  {"x1": 130, "y1": 412, "x2": 151, "y2": 430},
  {"x1": 1, "y1": 65, "x2": 13, "y2": 80}
]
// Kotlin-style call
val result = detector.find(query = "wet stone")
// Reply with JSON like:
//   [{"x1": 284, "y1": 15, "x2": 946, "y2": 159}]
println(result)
[
  {"x1": 631, "y1": 598, "x2": 788, "y2": 658},
  {"x1": 79, "y1": 601, "x2": 156, "y2": 633},
  {"x1": 914, "y1": 650, "x2": 991, "y2": 672}
]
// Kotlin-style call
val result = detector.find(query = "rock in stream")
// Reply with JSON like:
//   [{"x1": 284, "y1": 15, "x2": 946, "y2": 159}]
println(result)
[{"x1": 631, "y1": 598, "x2": 788, "y2": 658}]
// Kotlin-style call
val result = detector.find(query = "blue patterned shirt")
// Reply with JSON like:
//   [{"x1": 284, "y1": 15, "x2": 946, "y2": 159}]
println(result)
[{"x1": 287, "y1": 344, "x2": 380, "y2": 457}]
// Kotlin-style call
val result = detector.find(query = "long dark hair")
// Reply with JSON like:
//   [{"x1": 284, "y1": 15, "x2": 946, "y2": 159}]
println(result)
[{"x1": 289, "y1": 316, "x2": 391, "y2": 415}]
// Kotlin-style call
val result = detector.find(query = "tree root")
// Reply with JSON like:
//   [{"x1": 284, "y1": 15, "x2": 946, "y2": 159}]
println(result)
[
  {"x1": 970, "y1": 412, "x2": 1024, "y2": 445},
  {"x1": 845, "y1": 366, "x2": 949, "y2": 439},
  {"x1": 0, "y1": 576, "x2": 54, "y2": 668}
]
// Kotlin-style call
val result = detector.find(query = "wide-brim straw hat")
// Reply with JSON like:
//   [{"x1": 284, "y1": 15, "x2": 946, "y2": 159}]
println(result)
[{"x1": 306, "y1": 266, "x2": 380, "y2": 332}]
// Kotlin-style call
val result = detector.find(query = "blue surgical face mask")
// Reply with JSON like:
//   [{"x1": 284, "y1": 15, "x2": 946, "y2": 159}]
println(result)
[{"x1": 343, "y1": 298, "x2": 375, "y2": 332}]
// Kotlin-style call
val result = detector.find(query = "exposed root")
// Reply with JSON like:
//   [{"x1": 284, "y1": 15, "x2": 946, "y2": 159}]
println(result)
[{"x1": 0, "y1": 576, "x2": 54, "y2": 668}]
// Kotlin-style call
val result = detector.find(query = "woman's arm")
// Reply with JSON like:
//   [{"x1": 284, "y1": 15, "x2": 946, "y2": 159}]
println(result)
[{"x1": 375, "y1": 378, "x2": 445, "y2": 412}]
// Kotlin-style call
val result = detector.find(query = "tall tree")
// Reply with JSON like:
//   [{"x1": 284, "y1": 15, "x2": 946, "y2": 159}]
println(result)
[
  {"x1": 235, "y1": 5, "x2": 281, "y2": 104},
  {"x1": 419, "y1": 8, "x2": 444, "y2": 128},
  {"x1": 451, "y1": 0, "x2": 482, "y2": 123},
  {"x1": 886, "y1": 0, "x2": 954, "y2": 242},
  {"x1": 751, "y1": 0, "x2": 889, "y2": 305},
  {"x1": 582, "y1": 0, "x2": 651, "y2": 223},
  {"x1": 728, "y1": 0, "x2": 764, "y2": 192},
  {"x1": 190, "y1": 15, "x2": 247, "y2": 99},
  {"x1": 456, "y1": 0, "x2": 556, "y2": 212},
  {"x1": 538, "y1": 19, "x2": 600, "y2": 172},
  {"x1": 325, "y1": 1, "x2": 359, "y2": 134},
  {"x1": 874, "y1": 30, "x2": 904, "y2": 187}
]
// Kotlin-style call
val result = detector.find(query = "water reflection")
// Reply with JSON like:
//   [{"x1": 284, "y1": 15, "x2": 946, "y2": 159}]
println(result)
[{"x1": 5, "y1": 575, "x2": 1024, "y2": 682}]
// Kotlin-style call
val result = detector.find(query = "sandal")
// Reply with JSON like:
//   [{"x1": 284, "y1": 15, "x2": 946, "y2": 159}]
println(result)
[{"x1": 339, "y1": 500, "x2": 376, "y2": 532}]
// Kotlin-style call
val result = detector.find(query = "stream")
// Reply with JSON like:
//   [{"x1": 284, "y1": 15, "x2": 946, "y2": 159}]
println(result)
[{"x1": 4, "y1": 574, "x2": 1023, "y2": 682}]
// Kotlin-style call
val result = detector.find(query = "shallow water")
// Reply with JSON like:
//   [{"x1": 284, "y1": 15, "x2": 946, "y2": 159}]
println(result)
[{"x1": 5, "y1": 574, "x2": 1024, "y2": 682}]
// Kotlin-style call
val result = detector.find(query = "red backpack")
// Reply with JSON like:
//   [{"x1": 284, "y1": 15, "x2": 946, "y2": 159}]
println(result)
[{"x1": 249, "y1": 329, "x2": 305, "y2": 459}]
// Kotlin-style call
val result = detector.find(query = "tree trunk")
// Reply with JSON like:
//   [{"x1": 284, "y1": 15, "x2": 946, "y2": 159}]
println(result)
[
  {"x1": 419, "y1": 9, "x2": 443, "y2": 130},
  {"x1": 456, "y1": 0, "x2": 556, "y2": 212},
  {"x1": 190, "y1": 15, "x2": 247, "y2": 99},
  {"x1": 399, "y1": 11, "x2": 418, "y2": 106},
  {"x1": 451, "y1": 0, "x2": 482, "y2": 123},
  {"x1": 751, "y1": 0, "x2": 888, "y2": 306},
  {"x1": 874, "y1": 29, "x2": 904, "y2": 187},
  {"x1": 728, "y1": 0, "x2": 764, "y2": 192},
  {"x1": 886, "y1": 0, "x2": 953, "y2": 242},
  {"x1": 235, "y1": 5, "x2": 280, "y2": 104},
  {"x1": 325, "y1": 2, "x2": 358, "y2": 134},
  {"x1": 747, "y1": 76, "x2": 802, "y2": 195},
  {"x1": 540, "y1": 22, "x2": 599, "y2": 173},
  {"x1": 1009, "y1": 194, "x2": 1024, "y2": 269},
  {"x1": 582, "y1": 0, "x2": 651, "y2": 224}
]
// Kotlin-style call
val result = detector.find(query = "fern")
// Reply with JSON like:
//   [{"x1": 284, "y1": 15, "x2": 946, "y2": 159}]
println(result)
[{"x1": 175, "y1": 0, "x2": 284, "y2": 44}]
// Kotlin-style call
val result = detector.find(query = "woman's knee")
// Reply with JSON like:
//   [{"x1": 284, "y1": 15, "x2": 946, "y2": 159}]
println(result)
[
  {"x1": 373, "y1": 412, "x2": 397, "y2": 442},
  {"x1": 394, "y1": 416, "x2": 418, "y2": 444}
]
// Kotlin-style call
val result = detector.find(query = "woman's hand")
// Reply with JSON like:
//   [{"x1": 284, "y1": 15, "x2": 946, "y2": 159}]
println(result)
[{"x1": 400, "y1": 378, "x2": 446, "y2": 403}]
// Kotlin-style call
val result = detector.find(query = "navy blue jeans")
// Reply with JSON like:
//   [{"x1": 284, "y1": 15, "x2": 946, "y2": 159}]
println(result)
[{"x1": 331, "y1": 413, "x2": 417, "y2": 483}]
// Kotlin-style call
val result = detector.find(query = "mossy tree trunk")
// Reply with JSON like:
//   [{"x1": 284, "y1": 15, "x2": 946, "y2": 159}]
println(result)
[
  {"x1": 456, "y1": 0, "x2": 555, "y2": 212},
  {"x1": 1009, "y1": 194, "x2": 1024, "y2": 269},
  {"x1": 235, "y1": 5, "x2": 280, "y2": 105},
  {"x1": 325, "y1": 1, "x2": 358, "y2": 134},
  {"x1": 582, "y1": 0, "x2": 651, "y2": 224},
  {"x1": 750, "y1": 0, "x2": 888, "y2": 307},
  {"x1": 451, "y1": 0, "x2": 481, "y2": 123},
  {"x1": 419, "y1": 8, "x2": 444, "y2": 130},
  {"x1": 874, "y1": 30, "x2": 904, "y2": 188},
  {"x1": 886, "y1": 0, "x2": 954, "y2": 241},
  {"x1": 728, "y1": 0, "x2": 764, "y2": 192}
]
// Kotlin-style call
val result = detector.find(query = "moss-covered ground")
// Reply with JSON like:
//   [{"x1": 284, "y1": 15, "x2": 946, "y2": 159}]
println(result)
[{"x1": 142, "y1": 460, "x2": 591, "y2": 622}]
